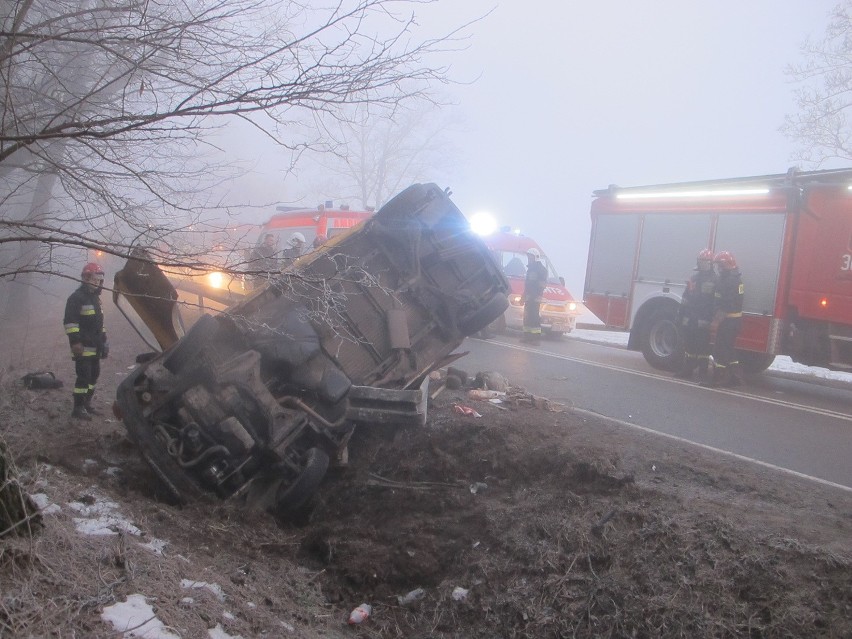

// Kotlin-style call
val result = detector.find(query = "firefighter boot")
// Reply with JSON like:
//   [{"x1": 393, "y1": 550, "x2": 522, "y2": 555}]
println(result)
[
  {"x1": 84, "y1": 391, "x2": 102, "y2": 416},
  {"x1": 71, "y1": 395, "x2": 92, "y2": 421}
]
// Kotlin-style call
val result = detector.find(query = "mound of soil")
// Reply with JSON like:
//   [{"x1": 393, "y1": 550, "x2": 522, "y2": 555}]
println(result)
[{"x1": 1, "y1": 301, "x2": 850, "y2": 637}]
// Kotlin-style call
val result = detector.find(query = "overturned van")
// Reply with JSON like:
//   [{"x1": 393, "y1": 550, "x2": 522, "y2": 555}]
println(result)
[{"x1": 112, "y1": 184, "x2": 509, "y2": 517}]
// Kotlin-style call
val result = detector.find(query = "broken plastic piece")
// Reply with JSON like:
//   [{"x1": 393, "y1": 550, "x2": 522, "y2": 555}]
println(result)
[
  {"x1": 348, "y1": 603, "x2": 371, "y2": 624},
  {"x1": 453, "y1": 404, "x2": 482, "y2": 418}
]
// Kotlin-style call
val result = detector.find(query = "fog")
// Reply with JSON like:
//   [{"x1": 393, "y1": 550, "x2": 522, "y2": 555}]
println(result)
[{"x1": 211, "y1": 1, "x2": 844, "y2": 297}]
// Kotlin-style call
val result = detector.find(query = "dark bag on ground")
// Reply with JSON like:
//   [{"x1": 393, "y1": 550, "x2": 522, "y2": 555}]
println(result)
[{"x1": 21, "y1": 371, "x2": 64, "y2": 390}]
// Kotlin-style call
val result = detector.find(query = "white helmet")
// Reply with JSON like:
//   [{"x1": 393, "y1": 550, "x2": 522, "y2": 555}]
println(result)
[
  {"x1": 289, "y1": 232, "x2": 306, "y2": 247},
  {"x1": 526, "y1": 247, "x2": 541, "y2": 259}
]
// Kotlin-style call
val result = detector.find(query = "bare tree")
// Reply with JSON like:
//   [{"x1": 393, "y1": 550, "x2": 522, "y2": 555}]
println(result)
[
  {"x1": 306, "y1": 100, "x2": 460, "y2": 209},
  {"x1": 784, "y1": 1, "x2": 852, "y2": 165},
  {"x1": 0, "y1": 0, "x2": 463, "y2": 314}
]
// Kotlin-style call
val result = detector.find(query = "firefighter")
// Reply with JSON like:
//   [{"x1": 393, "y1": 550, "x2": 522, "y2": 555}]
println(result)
[
  {"x1": 674, "y1": 249, "x2": 717, "y2": 381},
  {"x1": 63, "y1": 262, "x2": 109, "y2": 420},
  {"x1": 248, "y1": 233, "x2": 279, "y2": 289},
  {"x1": 706, "y1": 250, "x2": 744, "y2": 387},
  {"x1": 521, "y1": 247, "x2": 548, "y2": 342},
  {"x1": 281, "y1": 232, "x2": 306, "y2": 267},
  {"x1": 252, "y1": 233, "x2": 279, "y2": 272}
]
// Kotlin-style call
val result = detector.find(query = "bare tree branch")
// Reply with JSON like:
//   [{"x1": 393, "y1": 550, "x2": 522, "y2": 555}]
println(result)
[{"x1": 783, "y1": 1, "x2": 852, "y2": 165}]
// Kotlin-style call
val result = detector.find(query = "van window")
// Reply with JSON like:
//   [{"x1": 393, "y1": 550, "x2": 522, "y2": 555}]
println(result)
[{"x1": 495, "y1": 250, "x2": 561, "y2": 283}]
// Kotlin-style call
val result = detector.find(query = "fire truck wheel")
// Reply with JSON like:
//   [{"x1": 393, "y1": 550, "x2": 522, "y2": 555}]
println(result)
[
  {"x1": 737, "y1": 351, "x2": 776, "y2": 375},
  {"x1": 640, "y1": 306, "x2": 682, "y2": 371}
]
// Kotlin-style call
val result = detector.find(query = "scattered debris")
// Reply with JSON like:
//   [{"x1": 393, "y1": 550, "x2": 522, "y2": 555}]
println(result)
[
  {"x1": 397, "y1": 587, "x2": 426, "y2": 606},
  {"x1": 451, "y1": 587, "x2": 469, "y2": 602},
  {"x1": 453, "y1": 404, "x2": 482, "y2": 418},
  {"x1": 348, "y1": 603, "x2": 371, "y2": 624}
]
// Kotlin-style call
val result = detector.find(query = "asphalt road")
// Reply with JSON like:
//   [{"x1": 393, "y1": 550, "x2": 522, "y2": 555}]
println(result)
[{"x1": 457, "y1": 333, "x2": 852, "y2": 492}]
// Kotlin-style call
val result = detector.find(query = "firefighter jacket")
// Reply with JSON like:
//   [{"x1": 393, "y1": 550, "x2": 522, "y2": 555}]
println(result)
[
  {"x1": 523, "y1": 260, "x2": 548, "y2": 303},
  {"x1": 64, "y1": 285, "x2": 106, "y2": 357},
  {"x1": 679, "y1": 269, "x2": 717, "y2": 322},
  {"x1": 714, "y1": 268, "x2": 744, "y2": 316}
]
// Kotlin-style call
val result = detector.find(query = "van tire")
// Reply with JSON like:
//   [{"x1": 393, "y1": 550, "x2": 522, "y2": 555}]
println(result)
[
  {"x1": 640, "y1": 306, "x2": 682, "y2": 371},
  {"x1": 275, "y1": 448, "x2": 330, "y2": 515}
]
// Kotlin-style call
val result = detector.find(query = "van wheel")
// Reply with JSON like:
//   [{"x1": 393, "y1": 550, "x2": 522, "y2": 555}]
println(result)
[
  {"x1": 737, "y1": 351, "x2": 775, "y2": 375},
  {"x1": 640, "y1": 306, "x2": 682, "y2": 371},
  {"x1": 275, "y1": 448, "x2": 330, "y2": 515}
]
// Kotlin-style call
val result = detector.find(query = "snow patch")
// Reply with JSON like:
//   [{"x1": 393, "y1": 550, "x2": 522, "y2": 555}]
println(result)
[
  {"x1": 68, "y1": 497, "x2": 142, "y2": 536},
  {"x1": 30, "y1": 493, "x2": 61, "y2": 515},
  {"x1": 101, "y1": 594, "x2": 180, "y2": 639}
]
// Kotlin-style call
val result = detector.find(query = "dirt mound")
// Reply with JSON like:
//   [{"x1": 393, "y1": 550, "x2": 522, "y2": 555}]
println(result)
[{"x1": 293, "y1": 390, "x2": 852, "y2": 637}]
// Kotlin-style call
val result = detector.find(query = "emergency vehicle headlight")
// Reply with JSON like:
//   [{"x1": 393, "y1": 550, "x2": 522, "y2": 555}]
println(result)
[
  {"x1": 568, "y1": 302, "x2": 577, "y2": 312},
  {"x1": 207, "y1": 271, "x2": 225, "y2": 289},
  {"x1": 469, "y1": 211, "x2": 497, "y2": 236},
  {"x1": 819, "y1": 297, "x2": 828, "y2": 308},
  {"x1": 509, "y1": 294, "x2": 523, "y2": 305}
]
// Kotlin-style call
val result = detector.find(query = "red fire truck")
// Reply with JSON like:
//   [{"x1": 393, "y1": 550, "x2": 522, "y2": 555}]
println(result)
[
  {"x1": 584, "y1": 168, "x2": 852, "y2": 373},
  {"x1": 257, "y1": 203, "x2": 373, "y2": 249}
]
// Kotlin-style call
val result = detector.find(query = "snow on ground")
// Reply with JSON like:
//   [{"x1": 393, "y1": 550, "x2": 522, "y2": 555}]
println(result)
[{"x1": 569, "y1": 328, "x2": 852, "y2": 385}]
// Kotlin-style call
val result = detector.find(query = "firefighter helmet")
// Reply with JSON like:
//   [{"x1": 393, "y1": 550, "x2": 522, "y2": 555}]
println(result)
[
  {"x1": 713, "y1": 251, "x2": 737, "y2": 270},
  {"x1": 81, "y1": 262, "x2": 104, "y2": 278},
  {"x1": 697, "y1": 248, "x2": 714, "y2": 270},
  {"x1": 526, "y1": 247, "x2": 541, "y2": 259},
  {"x1": 289, "y1": 232, "x2": 306, "y2": 247}
]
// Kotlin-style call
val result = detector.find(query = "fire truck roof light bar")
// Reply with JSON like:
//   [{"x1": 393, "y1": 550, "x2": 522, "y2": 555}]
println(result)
[{"x1": 615, "y1": 188, "x2": 770, "y2": 200}]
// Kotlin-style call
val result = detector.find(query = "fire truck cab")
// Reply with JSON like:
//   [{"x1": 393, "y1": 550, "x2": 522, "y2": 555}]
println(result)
[
  {"x1": 255, "y1": 204, "x2": 372, "y2": 253},
  {"x1": 584, "y1": 168, "x2": 852, "y2": 373}
]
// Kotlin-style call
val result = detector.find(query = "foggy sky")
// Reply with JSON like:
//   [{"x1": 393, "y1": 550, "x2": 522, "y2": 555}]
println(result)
[{"x1": 215, "y1": 1, "x2": 844, "y2": 297}]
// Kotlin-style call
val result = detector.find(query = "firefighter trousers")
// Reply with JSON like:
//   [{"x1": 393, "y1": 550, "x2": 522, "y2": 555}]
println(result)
[
  {"x1": 522, "y1": 302, "x2": 542, "y2": 338},
  {"x1": 73, "y1": 356, "x2": 100, "y2": 408}
]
